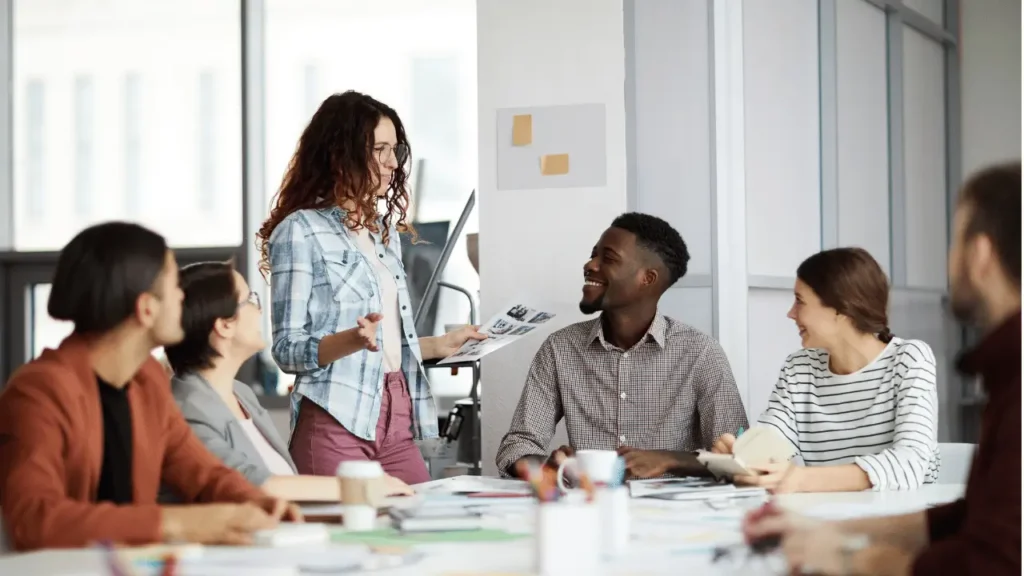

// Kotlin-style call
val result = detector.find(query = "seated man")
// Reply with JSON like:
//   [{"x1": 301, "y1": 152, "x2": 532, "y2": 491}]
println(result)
[
  {"x1": 0, "y1": 222, "x2": 299, "y2": 551},
  {"x1": 495, "y1": 213, "x2": 748, "y2": 478}
]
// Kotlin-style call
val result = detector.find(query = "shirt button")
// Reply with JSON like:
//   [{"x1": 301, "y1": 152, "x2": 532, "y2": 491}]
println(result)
[
  {"x1": 619, "y1": 435, "x2": 626, "y2": 443},
  {"x1": 379, "y1": 253, "x2": 384, "y2": 259},
  {"x1": 402, "y1": 305, "x2": 407, "y2": 310},
  {"x1": 619, "y1": 392, "x2": 626, "y2": 400},
  {"x1": 622, "y1": 353, "x2": 629, "y2": 359}
]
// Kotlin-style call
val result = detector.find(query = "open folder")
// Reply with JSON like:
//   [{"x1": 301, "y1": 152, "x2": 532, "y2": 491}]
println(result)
[{"x1": 697, "y1": 426, "x2": 798, "y2": 479}]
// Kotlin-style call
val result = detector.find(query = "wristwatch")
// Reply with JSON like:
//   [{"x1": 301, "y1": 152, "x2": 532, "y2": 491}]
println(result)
[{"x1": 840, "y1": 533, "x2": 871, "y2": 576}]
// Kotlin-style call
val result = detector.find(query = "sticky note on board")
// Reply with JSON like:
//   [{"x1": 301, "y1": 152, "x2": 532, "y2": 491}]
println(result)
[
  {"x1": 540, "y1": 153, "x2": 569, "y2": 175},
  {"x1": 512, "y1": 114, "x2": 532, "y2": 146}
]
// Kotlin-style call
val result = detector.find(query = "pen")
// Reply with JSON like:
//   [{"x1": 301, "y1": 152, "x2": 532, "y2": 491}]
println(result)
[{"x1": 159, "y1": 553, "x2": 178, "y2": 576}]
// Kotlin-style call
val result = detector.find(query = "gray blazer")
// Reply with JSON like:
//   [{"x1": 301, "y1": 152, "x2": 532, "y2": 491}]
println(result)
[{"x1": 171, "y1": 373, "x2": 297, "y2": 486}]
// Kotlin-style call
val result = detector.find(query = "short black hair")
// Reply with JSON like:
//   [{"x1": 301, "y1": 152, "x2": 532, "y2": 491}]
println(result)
[
  {"x1": 961, "y1": 161, "x2": 1021, "y2": 285},
  {"x1": 611, "y1": 212, "x2": 690, "y2": 286},
  {"x1": 163, "y1": 261, "x2": 238, "y2": 375},
  {"x1": 48, "y1": 222, "x2": 168, "y2": 334}
]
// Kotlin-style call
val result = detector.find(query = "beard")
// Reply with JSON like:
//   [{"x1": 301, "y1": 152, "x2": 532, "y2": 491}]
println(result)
[
  {"x1": 949, "y1": 277, "x2": 982, "y2": 326},
  {"x1": 579, "y1": 294, "x2": 604, "y2": 315}
]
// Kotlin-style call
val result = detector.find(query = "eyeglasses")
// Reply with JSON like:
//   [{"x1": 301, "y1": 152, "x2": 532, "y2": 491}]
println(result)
[
  {"x1": 239, "y1": 290, "x2": 261, "y2": 311},
  {"x1": 373, "y1": 143, "x2": 409, "y2": 166}
]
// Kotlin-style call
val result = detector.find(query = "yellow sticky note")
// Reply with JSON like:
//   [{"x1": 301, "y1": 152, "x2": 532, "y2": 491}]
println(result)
[
  {"x1": 540, "y1": 153, "x2": 570, "y2": 175},
  {"x1": 512, "y1": 114, "x2": 532, "y2": 146}
]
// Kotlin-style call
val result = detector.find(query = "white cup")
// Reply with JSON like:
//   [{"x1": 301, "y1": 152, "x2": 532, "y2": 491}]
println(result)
[
  {"x1": 535, "y1": 502, "x2": 603, "y2": 576},
  {"x1": 556, "y1": 449, "x2": 620, "y2": 492},
  {"x1": 595, "y1": 486, "x2": 630, "y2": 557},
  {"x1": 337, "y1": 460, "x2": 384, "y2": 532}
]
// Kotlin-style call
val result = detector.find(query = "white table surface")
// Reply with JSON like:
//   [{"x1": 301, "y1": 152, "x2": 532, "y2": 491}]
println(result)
[{"x1": 0, "y1": 482, "x2": 965, "y2": 575}]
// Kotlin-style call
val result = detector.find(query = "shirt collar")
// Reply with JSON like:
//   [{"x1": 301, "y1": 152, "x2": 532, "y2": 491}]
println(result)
[
  {"x1": 956, "y1": 310, "x2": 1021, "y2": 392},
  {"x1": 587, "y1": 313, "x2": 667, "y2": 351}
]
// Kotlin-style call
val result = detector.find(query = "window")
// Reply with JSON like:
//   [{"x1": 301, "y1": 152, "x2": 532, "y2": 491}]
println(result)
[
  {"x1": 29, "y1": 284, "x2": 73, "y2": 360},
  {"x1": 124, "y1": 73, "x2": 142, "y2": 215},
  {"x1": 902, "y1": 26, "x2": 947, "y2": 290},
  {"x1": 198, "y1": 70, "x2": 217, "y2": 211},
  {"x1": 74, "y1": 76, "x2": 95, "y2": 216},
  {"x1": 23, "y1": 79, "x2": 45, "y2": 219},
  {"x1": 303, "y1": 63, "x2": 320, "y2": 117},
  {"x1": 12, "y1": 0, "x2": 243, "y2": 250}
]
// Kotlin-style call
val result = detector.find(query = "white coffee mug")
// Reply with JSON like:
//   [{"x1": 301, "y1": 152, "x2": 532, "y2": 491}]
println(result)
[
  {"x1": 556, "y1": 449, "x2": 620, "y2": 492},
  {"x1": 337, "y1": 460, "x2": 384, "y2": 531}
]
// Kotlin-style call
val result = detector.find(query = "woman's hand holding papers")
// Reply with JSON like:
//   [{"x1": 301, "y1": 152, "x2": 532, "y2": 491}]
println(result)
[{"x1": 733, "y1": 460, "x2": 805, "y2": 494}]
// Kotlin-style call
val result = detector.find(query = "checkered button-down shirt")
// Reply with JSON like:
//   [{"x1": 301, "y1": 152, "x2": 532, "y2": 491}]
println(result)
[
  {"x1": 268, "y1": 207, "x2": 437, "y2": 442},
  {"x1": 495, "y1": 314, "x2": 748, "y2": 476}
]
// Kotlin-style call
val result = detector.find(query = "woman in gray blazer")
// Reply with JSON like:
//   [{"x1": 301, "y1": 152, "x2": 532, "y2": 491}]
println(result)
[{"x1": 164, "y1": 261, "x2": 412, "y2": 501}]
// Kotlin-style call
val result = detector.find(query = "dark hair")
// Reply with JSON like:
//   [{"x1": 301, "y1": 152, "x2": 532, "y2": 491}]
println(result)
[
  {"x1": 163, "y1": 261, "x2": 239, "y2": 375},
  {"x1": 797, "y1": 247, "x2": 892, "y2": 343},
  {"x1": 960, "y1": 161, "x2": 1021, "y2": 286},
  {"x1": 611, "y1": 212, "x2": 690, "y2": 286},
  {"x1": 49, "y1": 222, "x2": 168, "y2": 334},
  {"x1": 257, "y1": 91, "x2": 416, "y2": 278}
]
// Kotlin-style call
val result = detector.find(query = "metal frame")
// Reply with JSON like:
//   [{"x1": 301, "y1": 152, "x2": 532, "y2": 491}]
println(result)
[
  {"x1": 0, "y1": 1, "x2": 10, "y2": 251},
  {"x1": 818, "y1": 0, "x2": 840, "y2": 250}
]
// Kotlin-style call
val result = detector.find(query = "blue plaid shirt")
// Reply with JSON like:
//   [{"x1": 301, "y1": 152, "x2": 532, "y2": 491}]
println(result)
[{"x1": 268, "y1": 207, "x2": 438, "y2": 441}]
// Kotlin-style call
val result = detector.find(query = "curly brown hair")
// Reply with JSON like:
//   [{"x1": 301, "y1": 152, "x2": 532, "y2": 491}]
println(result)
[{"x1": 257, "y1": 91, "x2": 415, "y2": 278}]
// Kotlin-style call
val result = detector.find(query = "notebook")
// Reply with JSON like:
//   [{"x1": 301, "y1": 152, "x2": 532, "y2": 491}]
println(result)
[{"x1": 697, "y1": 426, "x2": 798, "y2": 479}]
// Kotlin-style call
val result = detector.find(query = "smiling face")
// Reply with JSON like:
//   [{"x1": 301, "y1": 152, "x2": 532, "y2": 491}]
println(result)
[
  {"x1": 371, "y1": 117, "x2": 399, "y2": 198},
  {"x1": 787, "y1": 278, "x2": 844, "y2": 349},
  {"x1": 580, "y1": 227, "x2": 659, "y2": 314}
]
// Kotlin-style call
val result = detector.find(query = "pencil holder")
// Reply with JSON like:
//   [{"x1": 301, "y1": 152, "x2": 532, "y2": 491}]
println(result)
[
  {"x1": 595, "y1": 486, "x2": 630, "y2": 557},
  {"x1": 535, "y1": 501, "x2": 603, "y2": 576}
]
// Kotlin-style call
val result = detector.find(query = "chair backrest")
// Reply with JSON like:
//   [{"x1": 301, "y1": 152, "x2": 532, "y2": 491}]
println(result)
[{"x1": 938, "y1": 442, "x2": 977, "y2": 484}]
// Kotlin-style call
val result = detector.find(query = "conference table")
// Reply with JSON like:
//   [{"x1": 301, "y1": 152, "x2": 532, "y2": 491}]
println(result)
[{"x1": 0, "y1": 479, "x2": 965, "y2": 575}]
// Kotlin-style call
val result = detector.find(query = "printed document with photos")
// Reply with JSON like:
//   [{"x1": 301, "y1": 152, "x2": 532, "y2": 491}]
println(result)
[{"x1": 437, "y1": 302, "x2": 556, "y2": 365}]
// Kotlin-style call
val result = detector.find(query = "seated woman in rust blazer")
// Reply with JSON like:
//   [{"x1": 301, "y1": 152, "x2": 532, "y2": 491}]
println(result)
[{"x1": 0, "y1": 222, "x2": 301, "y2": 551}]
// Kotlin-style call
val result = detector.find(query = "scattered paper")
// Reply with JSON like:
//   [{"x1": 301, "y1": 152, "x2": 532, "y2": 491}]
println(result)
[
  {"x1": 438, "y1": 303, "x2": 556, "y2": 365},
  {"x1": 511, "y1": 114, "x2": 532, "y2": 146},
  {"x1": 540, "y1": 153, "x2": 569, "y2": 175}
]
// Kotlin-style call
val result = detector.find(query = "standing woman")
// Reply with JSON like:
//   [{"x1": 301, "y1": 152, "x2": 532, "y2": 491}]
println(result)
[{"x1": 257, "y1": 91, "x2": 483, "y2": 484}]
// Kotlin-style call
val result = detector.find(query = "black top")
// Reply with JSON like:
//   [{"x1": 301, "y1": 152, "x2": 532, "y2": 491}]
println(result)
[{"x1": 96, "y1": 375, "x2": 134, "y2": 504}]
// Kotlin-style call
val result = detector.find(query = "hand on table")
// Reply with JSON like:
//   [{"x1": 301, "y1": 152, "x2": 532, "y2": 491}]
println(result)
[
  {"x1": 382, "y1": 474, "x2": 415, "y2": 496},
  {"x1": 160, "y1": 503, "x2": 278, "y2": 545},
  {"x1": 255, "y1": 497, "x2": 304, "y2": 522},
  {"x1": 546, "y1": 445, "x2": 575, "y2": 469},
  {"x1": 617, "y1": 447, "x2": 677, "y2": 478},
  {"x1": 733, "y1": 460, "x2": 805, "y2": 494},
  {"x1": 743, "y1": 503, "x2": 862, "y2": 576},
  {"x1": 354, "y1": 313, "x2": 383, "y2": 352}
]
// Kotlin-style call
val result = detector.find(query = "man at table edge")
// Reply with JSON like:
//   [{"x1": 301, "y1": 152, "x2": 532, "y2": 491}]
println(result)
[
  {"x1": 495, "y1": 212, "x2": 748, "y2": 479},
  {"x1": 0, "y1": 222, "x2": 299, "y2": 551},
  {"x1": 743, "y1": 161, "x2": 1021, "y2": 575}
]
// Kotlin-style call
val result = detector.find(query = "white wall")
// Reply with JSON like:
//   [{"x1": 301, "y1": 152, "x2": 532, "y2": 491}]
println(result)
[
  {"x1": 477, "y1": 0, "x2": 627, "y2": 475},
  {"x1": 741, "y1": 0, "x2": 820, "y2": 421},
  {"x1": 961, "y1": 0, "x2": 1022, "y2": 174}
]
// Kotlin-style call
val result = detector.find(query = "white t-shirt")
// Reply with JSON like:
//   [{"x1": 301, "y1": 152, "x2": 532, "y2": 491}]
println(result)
[
  {"x1": 237, "y1": 418, "x2": 295, "y2": 477},
  {"x1": 348, "y1": 227, "x2": 403, "y2": 372},
  {"x1": 757, "y1": 337, "x2": 941, "y2": 490}
]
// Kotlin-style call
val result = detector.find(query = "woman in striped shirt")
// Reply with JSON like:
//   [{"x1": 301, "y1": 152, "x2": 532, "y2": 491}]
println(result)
[{"x1": 714, "y1": 247, "x2": 940, "y2": 492}]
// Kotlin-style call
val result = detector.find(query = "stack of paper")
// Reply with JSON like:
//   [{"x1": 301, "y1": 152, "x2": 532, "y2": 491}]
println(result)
[{"x1": 628, "y1": 477, "x2": 766, "y2": 502}]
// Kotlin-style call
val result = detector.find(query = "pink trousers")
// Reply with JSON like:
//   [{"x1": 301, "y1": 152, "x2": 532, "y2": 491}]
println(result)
[{"x1": 289, "y1": 372, "x2": 431, "y2": 485}]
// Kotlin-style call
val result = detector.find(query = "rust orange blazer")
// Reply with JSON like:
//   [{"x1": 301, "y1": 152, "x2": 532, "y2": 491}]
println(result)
[{"x1": 0, "y1": 336, "x2": 265, "y2": 551}]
